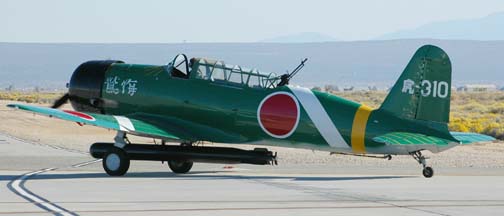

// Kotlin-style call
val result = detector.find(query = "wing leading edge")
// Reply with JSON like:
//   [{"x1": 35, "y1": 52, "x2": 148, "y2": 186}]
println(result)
[{"x1": 7, "y1": 104, "x2": 180, "y2": 141}]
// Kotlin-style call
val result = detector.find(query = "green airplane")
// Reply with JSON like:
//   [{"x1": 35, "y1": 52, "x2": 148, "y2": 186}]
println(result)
[{"x1": 7, "y1": 45, "x2": 494, "y2": 178}]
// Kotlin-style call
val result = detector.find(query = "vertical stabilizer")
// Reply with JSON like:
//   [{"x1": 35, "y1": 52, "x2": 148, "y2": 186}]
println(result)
[{"x1": 380, "y1": 45, "x2": 452, "y2": 123}]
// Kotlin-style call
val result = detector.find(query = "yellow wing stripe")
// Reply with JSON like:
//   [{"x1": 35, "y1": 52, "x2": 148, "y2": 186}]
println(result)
[{"x1": 351, "y1": 105, "x2": 373, "y2": 153}]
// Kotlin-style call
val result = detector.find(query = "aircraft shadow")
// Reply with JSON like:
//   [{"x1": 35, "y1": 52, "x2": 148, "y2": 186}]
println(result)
[{"x1": 0, "y1": 171, "x2": 412, "y2": 181}]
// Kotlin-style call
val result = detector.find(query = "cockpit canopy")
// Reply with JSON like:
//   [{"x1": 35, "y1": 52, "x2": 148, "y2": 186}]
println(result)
[{"x1": 168, "y1": 54, "x2": 280, "y2": 89}]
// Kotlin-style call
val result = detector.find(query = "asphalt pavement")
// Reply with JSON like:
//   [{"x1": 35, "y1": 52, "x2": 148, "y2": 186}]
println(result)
[{"x1": 1, "y1": 133, "x2": 503, "y2": 216}]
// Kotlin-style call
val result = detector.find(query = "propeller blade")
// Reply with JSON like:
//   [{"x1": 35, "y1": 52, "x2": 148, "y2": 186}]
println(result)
[{"x1": 51, "y1": 93, "x2": 69, "y2": 109}]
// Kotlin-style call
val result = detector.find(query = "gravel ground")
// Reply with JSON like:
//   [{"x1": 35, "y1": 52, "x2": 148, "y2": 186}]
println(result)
[{"x1": 1, "y1": 100, "x2": 503, "y2": 170}]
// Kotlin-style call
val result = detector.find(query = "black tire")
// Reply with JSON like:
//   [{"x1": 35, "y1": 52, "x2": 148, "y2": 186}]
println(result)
[
  {"x1": 168, "y1": 160, "x2": 193, "y2": 174},
  {"x1": 102, "y1": 147, "x2": 130, "y2": 176},
  {"x1": 422, "y1": 166, "x2": 434, "y2": 178}
]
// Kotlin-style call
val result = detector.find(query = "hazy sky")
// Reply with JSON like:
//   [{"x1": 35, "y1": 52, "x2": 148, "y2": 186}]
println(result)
[{"x1": 2, "y1": 0, "x2": 504, "y2": 43}]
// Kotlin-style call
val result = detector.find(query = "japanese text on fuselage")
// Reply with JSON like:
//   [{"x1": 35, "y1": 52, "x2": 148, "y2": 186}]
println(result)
[{"x1": 104, "y1": 76, "x2": 138, "y2": 96}]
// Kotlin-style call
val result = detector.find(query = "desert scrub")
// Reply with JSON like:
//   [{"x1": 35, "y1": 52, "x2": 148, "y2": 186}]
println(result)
[
  {"x1": 0, "y1": 91, "x2": 63, "y2": 104},
  {"x1": 450, "y1": 92, "x2": 504, "y2": 139}
]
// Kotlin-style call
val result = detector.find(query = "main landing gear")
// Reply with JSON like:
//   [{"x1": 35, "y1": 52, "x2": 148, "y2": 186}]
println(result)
[
  {"x1": 103, "y1": 147, "x2": 130, "y2": 176},
  {"x1": 167, "y1": 160, "x2": 193, "y2": 174},
  {"x1": 102, "y1": 131, "x2": 130, "y2": 176},
  {"x1": 162, "y1": 140, "x2": 194, "y2": 174},
  {"x1": 101, "y1": 132, "x2": 197, "y2": 176},
  {"x1": 410, "y1": 151, "x2": 434, "y2": 178}
]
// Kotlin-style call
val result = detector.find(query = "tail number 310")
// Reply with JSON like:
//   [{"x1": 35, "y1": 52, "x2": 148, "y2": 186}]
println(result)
[{"x1": 421, "y1": 80, "x2": 449, "y2": 98}]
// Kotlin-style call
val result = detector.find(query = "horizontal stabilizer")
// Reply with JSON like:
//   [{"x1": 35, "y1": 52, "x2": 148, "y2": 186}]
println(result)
[
  {"x1": 374, "y1": 132, "x2": 495, "y2": 147},
  {"x1": 373, "y1": 132, "x2": 453, "y2": 145},
  {"x1": 450, "y1": 132, "x2": 495, "y2": 144}
]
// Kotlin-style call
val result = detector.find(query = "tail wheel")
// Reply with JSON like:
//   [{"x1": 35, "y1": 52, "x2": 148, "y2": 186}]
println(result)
[
  {"x1": 422, "y1": 166, "x2": 434, "y2": 178},
  {"x1": 103, "y1": 147, "x2": 130, "y2": 176},
  {"x1": 411, "y1": 151, "x2": 434, "y2": 178},
  {"x1": 168, "y1": 160, "x2": 193, "y2": 174}
]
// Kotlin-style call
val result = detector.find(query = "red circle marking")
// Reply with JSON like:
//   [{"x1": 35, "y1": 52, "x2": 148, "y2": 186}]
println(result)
[
  {"x1": 258, "y1": 92, "x2": 299, "y2": 138},
  {"x1": 63, "y1": 110, "x2": 95, "y2": 121}
]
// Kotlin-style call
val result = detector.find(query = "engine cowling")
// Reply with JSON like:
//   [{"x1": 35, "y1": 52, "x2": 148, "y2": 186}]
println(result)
[{"x1": 68, "y1": 60, "x2": 123, "y2": 113}]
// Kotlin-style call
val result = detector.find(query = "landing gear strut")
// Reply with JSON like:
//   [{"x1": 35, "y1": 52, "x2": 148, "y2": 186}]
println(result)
[{"x1": 410, "y1": 151, "x2": 434, "y2": 178}]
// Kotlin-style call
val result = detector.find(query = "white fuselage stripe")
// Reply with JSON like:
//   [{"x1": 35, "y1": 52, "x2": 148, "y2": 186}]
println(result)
[
  {"x1": 114, "y1": 116, "x2": 135, "y2": 132},
  {"x1": 288, "y1": 86, "x2": 349, "y2": 149}
]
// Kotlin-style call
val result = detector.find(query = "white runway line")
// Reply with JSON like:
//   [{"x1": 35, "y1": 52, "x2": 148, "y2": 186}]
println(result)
[
  {"x1": 10, "y1": 168, "x2": 77, "y2": 216},
  {"x1": 71, "y1": 159, "x2": 102, "y2": 168},
  {"x1": 7, "y1": 159, "x2": 101, "y2": 215}
]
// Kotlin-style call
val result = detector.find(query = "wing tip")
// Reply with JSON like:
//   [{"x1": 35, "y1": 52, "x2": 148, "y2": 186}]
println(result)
[{"x1": 6, "y1": 104, "x2": 18, "y2": 109}]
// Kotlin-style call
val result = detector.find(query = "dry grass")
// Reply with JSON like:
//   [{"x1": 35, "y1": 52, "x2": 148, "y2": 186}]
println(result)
[{"x1": 0, "y1": 91, "x2": 64, "y2": 104}]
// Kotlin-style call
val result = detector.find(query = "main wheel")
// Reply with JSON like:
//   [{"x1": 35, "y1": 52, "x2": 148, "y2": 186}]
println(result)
[
  {"x1": 168, "y1": 160, "x2": 193, "y2": 174},
  {"x1": 103, "y1": 147, "x2": 130, "y2": 176},
  {"x1": 422, "y1": 166, "x2": 434, "y2": 178}
]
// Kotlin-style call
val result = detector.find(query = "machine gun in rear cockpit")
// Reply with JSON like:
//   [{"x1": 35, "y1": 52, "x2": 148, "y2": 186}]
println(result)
[{"x1": 277, "y1": 58, "x2": 308, "y2": 87}]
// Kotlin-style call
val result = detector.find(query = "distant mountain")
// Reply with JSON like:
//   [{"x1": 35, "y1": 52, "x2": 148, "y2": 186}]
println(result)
[
  {"x1": 260, "y1": 32, "x2": 338, "y2": 43},
  {"x1": 378, "y1": 12, "x2": 504, "y2": 40},
  {"x1": 1, "y1": 40, "x2": 503, "y2": 89}
]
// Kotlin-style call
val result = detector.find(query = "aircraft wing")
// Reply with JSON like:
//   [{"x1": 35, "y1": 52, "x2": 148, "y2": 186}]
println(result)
[
  {"x1": 7, "y1": 104, "x2": 181, "y2": 141},
  {"x1": 373, "y1": 132, "x2": 495, "y2": 145}
]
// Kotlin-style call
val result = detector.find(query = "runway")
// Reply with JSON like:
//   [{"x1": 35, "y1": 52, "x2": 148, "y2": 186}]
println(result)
[{"x1": 1, "y1": 133, "x2": 504, "y2": 215}]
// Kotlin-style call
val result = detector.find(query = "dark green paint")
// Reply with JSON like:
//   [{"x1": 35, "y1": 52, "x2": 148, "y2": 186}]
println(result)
[{"x1": 7, "y1": 45, "x2": 496, "y2": 156}]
